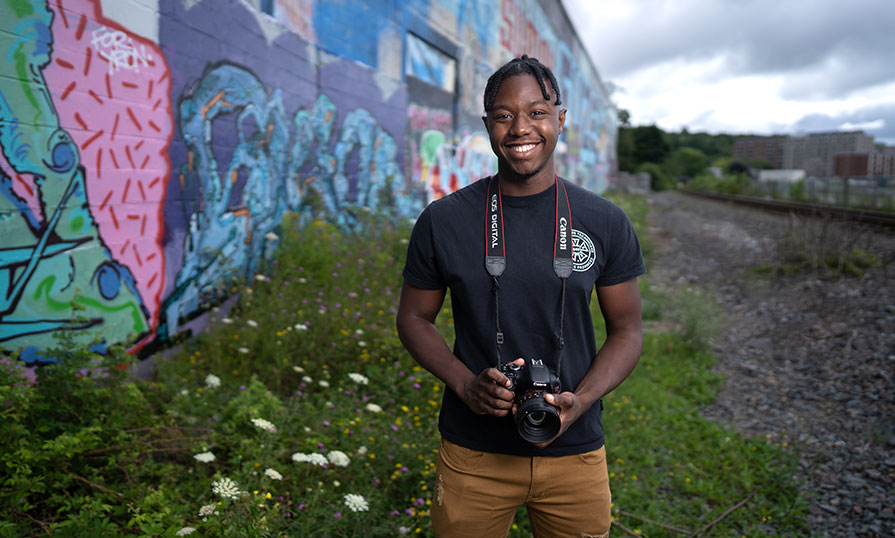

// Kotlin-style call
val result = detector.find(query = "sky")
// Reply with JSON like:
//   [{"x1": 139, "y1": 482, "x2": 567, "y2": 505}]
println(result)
[{"x1": 561, "y1": 0, "x2": 895, "y2": 145}]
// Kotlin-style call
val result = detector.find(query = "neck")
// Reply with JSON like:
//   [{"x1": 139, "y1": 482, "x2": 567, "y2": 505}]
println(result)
[{"x1": 496, "y1": 164, "x2": 556, "y2": 196}]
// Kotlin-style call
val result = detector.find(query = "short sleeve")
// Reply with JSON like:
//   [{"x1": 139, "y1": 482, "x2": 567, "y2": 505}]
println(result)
[
  {"x1": 402, "y1": 207, "x2": 447, "y2": 290},
  {"x1": 596, "y1": 209, "x2": 646, "y2": 287}
]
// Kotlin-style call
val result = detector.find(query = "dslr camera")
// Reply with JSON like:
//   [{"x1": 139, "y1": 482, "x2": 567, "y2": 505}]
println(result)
[{"x1": 499, "y1": 358, "x2": 562, "y2": 444}]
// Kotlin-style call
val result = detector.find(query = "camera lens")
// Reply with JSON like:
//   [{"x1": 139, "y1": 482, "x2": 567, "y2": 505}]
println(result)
[{"x1": 515, "y1": 395, "x2": 560, "y2": 444}]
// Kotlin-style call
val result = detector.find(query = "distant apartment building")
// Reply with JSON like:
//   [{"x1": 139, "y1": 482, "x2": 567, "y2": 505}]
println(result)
[
  {"x1": 733, "y1": 136, "x2": 786, "y2": 168},
  {"x1": 735, "y1": 131, "x2": 885, "y2": 178}
]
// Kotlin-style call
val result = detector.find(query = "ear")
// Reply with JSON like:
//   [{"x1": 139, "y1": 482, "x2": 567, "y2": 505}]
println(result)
[
  {"x1": 558, "y1": 108, "x2": 566, "y2": 133},
  {"x1": 481, "y1": 115, "x2": 489, "y2": 131}
]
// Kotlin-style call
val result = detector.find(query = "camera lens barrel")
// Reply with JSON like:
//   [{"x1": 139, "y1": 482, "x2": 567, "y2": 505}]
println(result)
[{"x1": 515, "y1": 392, "x2": 561, "y2": 443}]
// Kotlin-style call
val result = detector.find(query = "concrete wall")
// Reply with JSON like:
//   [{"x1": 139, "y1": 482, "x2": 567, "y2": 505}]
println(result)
[{"x1": 0, "y1": 0, "x2": 616, "y2": 360}]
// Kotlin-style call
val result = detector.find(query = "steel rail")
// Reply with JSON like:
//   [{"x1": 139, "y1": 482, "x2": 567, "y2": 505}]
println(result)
[{"x1": 679, "y1": 189, "x2": 895, "y2": 229}]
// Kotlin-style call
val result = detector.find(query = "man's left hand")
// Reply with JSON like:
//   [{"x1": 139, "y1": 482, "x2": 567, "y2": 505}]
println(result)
[{"x1": 528, "y1": 391, "x2": 586, "y2": 448}]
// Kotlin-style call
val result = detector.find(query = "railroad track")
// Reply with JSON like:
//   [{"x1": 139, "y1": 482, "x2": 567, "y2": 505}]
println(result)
[{"x1": 679, "y1": 189, "x2": 895, "y2": 229}]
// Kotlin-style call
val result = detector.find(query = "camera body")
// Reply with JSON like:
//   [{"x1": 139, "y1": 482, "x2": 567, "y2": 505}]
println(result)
[{"x1": 499, "y1": 358, "x2": 562, "y2": 444}]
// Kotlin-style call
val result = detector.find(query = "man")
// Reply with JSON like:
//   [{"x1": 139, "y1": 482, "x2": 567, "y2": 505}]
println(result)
[{"x1": 396, "y1": 55, "x2": 645, "y2": 538}]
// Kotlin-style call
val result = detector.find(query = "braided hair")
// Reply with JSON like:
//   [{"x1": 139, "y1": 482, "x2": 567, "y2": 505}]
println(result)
[{"x1": 483, "y1": 54, "x2": 562, "y2": 113}]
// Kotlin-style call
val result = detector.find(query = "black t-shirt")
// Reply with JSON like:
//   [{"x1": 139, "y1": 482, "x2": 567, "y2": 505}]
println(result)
[{"x1": 402, "y1": 177, "x2": 646, "y2": 456}]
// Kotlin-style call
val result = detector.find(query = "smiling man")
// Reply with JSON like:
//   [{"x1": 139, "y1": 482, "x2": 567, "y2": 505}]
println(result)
[{"x1": 396, "y1": 55, "x2": 646, "y2": 538}]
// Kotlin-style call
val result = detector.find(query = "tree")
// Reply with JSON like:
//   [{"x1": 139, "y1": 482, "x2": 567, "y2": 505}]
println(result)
[
  {"x1": 631, "y1": 125, "x2": 670, "y2": 165},
  {"x1": 668, "y1": 147, "x2": 709, "y2": 178}
]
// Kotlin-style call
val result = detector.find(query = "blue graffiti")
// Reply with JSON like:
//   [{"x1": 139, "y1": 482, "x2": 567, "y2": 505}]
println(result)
[{"x1": 159, "y1": 62, "x2": 419, "y2": 337}]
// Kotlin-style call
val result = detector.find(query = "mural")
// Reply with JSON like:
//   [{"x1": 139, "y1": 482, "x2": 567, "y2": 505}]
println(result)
[
  {"x1": 0, "y1": 0, "x2": 172, "y2": 360},
  {"x1": 1, "y1": 0, "x2": 615, "y2": 358},
  {"x1": 159, "y1": 62, "x2": 418, "y2": 338}
]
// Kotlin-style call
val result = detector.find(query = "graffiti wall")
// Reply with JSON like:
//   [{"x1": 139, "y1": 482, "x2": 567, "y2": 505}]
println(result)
[{"x1": 0, "y1": 0, "x2": 616, "y2": 360}]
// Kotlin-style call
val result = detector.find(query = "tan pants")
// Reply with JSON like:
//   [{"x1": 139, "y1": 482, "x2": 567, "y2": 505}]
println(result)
[{"x1": 431, "y1": 438, "x2": 612, "y2": 538}]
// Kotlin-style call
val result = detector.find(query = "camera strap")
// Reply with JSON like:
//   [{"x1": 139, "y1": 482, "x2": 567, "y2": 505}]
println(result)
[{"x1": 484, "y1": 175, "x2": 573, "y2": 378}]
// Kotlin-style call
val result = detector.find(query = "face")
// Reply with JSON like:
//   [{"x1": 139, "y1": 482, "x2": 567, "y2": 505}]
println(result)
[{"x1": 483, "y1": 74, "x2": 566, "y2": 187}]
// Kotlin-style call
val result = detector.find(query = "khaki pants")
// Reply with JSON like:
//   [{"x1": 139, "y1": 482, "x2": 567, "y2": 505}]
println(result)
[{"x1": 431, "y1": 438, "x2": 612, "y2": 538}]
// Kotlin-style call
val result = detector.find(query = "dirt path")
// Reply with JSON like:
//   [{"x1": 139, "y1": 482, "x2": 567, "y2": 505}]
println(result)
[{"x1": 645, "y1": 191, "x2": 895, "y2": 538}]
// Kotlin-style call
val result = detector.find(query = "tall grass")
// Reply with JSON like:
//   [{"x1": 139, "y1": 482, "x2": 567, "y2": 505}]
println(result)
[{"x1": 0, "y1": 198, "x2": 808, "y2": 537}]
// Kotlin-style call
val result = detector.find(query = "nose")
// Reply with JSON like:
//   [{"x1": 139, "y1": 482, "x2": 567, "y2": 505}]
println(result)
[{"x1": 509, "y1": 114, "x2": 532, "y2": 136}]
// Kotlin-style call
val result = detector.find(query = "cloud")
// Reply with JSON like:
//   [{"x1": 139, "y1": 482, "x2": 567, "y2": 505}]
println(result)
[
  {"x1": 793, "y1": 104, "x2": 895, "y2": 144},
  {"x1": 567, "y1": 0, "x2": 895, "y2": 100}
]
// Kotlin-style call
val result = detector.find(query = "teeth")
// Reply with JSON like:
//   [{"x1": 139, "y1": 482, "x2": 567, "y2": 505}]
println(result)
[{"x1": 512, "y1": 144, "x2": 536, "y2": 153}]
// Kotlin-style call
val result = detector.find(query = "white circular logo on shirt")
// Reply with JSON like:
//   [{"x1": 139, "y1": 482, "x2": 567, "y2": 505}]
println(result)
[{"x1": 572, "y1": 229, "x2": 596, "y2": 272}]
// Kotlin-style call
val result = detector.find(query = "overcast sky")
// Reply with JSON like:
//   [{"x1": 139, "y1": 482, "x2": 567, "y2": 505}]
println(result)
[{"x1": 562, "y1": 0, "x2": 895, "y2": 145}]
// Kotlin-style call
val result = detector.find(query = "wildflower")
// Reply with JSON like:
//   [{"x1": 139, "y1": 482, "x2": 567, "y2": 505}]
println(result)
[
  {"x1": 319, "y1": 380, "x2": 330, "y2": 388},
  {"x1": 344, "y1": 493, "x2": 369, "y2": 512},
  {"x1": 356, "y1": 446, "x2": 368, "y2": 455},
  {"x1": 212, "y1": 477, "x2": 242, "y2": 500},
  {"x1": 365, "y1": 403, "x2": 382, "y2": 413},
  {"x1": 327, "y1": 450, "x2": 351, "y2": 467},
  {"x1": 238, "y1": 347, "x2": 250, "y2": 354},
  {"x1": 294, "y1": 323, "x2": 308, "y2": 331},
  {"x1": 221, "y1": 317, "x2": 234, "y2": 324},
  {"x1": 251, "y1": 418, "x2": 277, "y2": 433},
  {"x1": 205, "y1": 374, "x2": 221, "y2": 388},
  {"x1": 358, "y1": 341, "x2": 367, "y2": 347},
  {"x1": 265, "y1": 468, "x2": 283, "y2": 480},
  {"x1": 293, "y1": 365, "x2": 305, "y2": 373},
  {"x1": 193, "y1": 451, "x2": 216, "y2": 463},
  {"x1": 254, "y1": 274, "x2": 267, "y2": 282},
  {"x1": 247, "y1": 319, "x2": 259, "y2": 327},
  {"x1": 176, "y1": 528, "x2": 197, "y2": 536},
  {"x1": 334, "y1": 512, "x2": 342, "y2": 519},
  {"x1": 302, "y1": 376, "x2": 313, "y2": 383},
  {"x1": 298, "y1": 277, "x2": 308, "y2": 283},
  {"x1": 292, "y1": 452, "x2": 310, "y2": 463},
  {"x1": 264, "y1": 231, "x2": 279, "y2": 240},
  {"x1": 348, "y1": 373, "x2": 369, "y2": 385},
  {"x1": 307, "y1": 453, "x2": 328, "y2": 466},
  {"x1": 198, "y1": 504, "x2": 217, "y2": 517}
]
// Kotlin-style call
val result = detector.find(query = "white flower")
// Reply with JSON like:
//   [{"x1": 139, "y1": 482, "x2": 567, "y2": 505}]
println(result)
[
  {"x1": 246, "y1": 319, "x2": 258, "y2": 328},
  {"x1": 212, "y1": 477, "x2": 242, "y2": 500},
  {"x1": 293, "y1": 365, "x2": 305, "y2": 373},
  {"x1": 179, "y1": 389, "x2": 188, "y2": 396},
  {"x1": 298, "y1": 277, "x2": 308, "y2": 284},
  {"x1": 221, "y1": 317, "x2": 234, "y2": 324},
  {"x1": 251, "y1": 418, "x2": 277, "y2": 433},
  {"x1": 318, "y1": 380, "x2": 330, "y2": 388},
  {"x1": 204, "y1": 374, "x2": 221, "y2": 388},
  {"x1": 344, "y1": 493, "x2": 369, "y2": 512},
  {"x1": 333, "y1": 480, "x2": 340, "y2": 487},
  {"x1": 254, "y1": 274, "x2": 267, "y2": 282},
  {"x1": 292, "y1": 452, "x2": 310, "y2": 463},
  {"x1": 302, "y1": 376, "x2": 312, "y2": 383},
  {"x1": 264, "y1": 468, "x2": 283, "y2": 480},
  {"x1": 294, "y1": 323, "x2": 308, "y2": 331},
  {"x1": 193, "y1": 451, "x2": 216, "y2": 463},
  {"x1": 238, "y1": 347, "x2": 250, "y2": 354},
  {"x1": 357, "y1": 340, "x2": 367, "y2": 347},
  {"x1": 356, "y1": 445, "x2": 368, "y2": 455},
  {"x1": 198, "y1": 504, "x2": 217, "y2": 517},
  {"x1": 355, "y1": 329, "x2": 364, "y2": 335},
  {"x1": 264, "y1": 231, "x2": 279, "y2": 241},
  {"x1": 176, "y1": 528, "x2": 197, "y2": 536},
  {"x1": 307, "y1": 453, "x2": 328, "y2": 466},
  {"x1": 327, "y1": 450, "x2": 351, "y2": 467},
  {"x1": 365, "y1": 403, "x2": 382, "y2": 413},
  {"x1": 348, "y1": 373, "x2": 369, "y2": 385}
]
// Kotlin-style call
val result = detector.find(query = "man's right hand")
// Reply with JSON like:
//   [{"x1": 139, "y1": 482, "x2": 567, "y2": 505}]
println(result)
[{"x1": 460, "y1": 358, "x2": 524, "y2": 416}]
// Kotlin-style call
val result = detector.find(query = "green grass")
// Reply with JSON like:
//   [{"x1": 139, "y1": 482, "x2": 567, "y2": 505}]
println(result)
[{"x1": 0, "y1": 197, "x2": 809, "y2": 537}]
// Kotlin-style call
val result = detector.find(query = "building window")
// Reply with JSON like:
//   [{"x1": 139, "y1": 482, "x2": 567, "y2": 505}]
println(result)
[
  {"x1": 260, "y1": 0, "x2": 273, "y2": 15},
  {"x1": 405, "y1": 33, "x2": 456, "y2": 93}
]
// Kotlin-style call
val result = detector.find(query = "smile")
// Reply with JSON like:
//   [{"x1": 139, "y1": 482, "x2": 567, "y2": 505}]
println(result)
[{"x1": 510, "y1": 143, "x2": 538, "y2": 154}]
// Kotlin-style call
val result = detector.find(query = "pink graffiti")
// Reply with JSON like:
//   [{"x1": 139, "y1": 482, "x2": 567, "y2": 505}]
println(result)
[
  {"x1": 408, "y1": 104, "x2": 452, "y2": 133},
  {"x1": 42, "y1": 0, "x2": 173, "y2": 336}
]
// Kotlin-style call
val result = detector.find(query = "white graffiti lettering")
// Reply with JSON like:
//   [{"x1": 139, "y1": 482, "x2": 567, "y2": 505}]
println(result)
[{"x1": 91, "y1": 26, "x2": 152, "y2": 76}]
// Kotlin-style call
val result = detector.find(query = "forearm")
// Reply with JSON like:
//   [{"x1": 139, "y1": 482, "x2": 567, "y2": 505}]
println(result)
[
  {"x1": 573, "y1": 327, "x2": 643, "y2": 410},
  {"x1": 396, "y1": 316, "x2": 475, "y2": 397}
]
